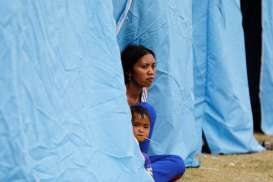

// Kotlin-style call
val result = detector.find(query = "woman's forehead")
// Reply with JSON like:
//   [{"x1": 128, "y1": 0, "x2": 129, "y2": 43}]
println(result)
[{"x1": 137, "y1": 54, "x2": 156, "y2": 64}]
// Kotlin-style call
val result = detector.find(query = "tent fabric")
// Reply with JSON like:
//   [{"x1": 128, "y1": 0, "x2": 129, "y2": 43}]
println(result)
[
  {"x1": 0, "y1": 1, "x2": 153, "y2": 181},
  {"x1": 118, "y1": 0, "x2": 200, "y2": 167},
  {"x1": 1, "y1": 0, "x2": 269, "y2": 180},
  {"x1": 112, "y1": 0, "x2": 133, "y2": 34},
  {"x1": 193, "y1": 0, "x2": 263, "y2": 153},
  {"x1": 261, "y1": 1, "x2": 273, "y2": 134}
]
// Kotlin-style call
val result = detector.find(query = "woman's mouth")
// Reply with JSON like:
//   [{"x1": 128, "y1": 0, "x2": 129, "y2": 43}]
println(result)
[{"x1": 146, "y1": 78, "x2": 154, "y2": 83}]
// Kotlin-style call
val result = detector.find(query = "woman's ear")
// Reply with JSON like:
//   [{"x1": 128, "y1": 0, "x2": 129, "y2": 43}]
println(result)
[{"x1": 126, "y1": 72, "x2": 132, "y2": 81}]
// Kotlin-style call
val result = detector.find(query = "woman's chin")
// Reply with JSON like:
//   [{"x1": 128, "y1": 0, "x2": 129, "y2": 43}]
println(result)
[{"x1": 142, "y1": 83, "x2": 152, "y2": 88}]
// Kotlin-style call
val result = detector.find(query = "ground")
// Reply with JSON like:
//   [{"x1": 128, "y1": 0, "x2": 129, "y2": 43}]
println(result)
[{"x1": 180, "y1": 134, "x2": 273, "y2": 182}]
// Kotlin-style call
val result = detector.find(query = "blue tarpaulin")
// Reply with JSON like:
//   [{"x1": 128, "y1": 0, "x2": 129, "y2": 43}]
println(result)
[
  {"x1": 0, "y1": 1, "x2": 152, "y2": 181},
  {"x1": 192, "y1": 0, "x2": 263, "y2": 153},
  {"x1": 0, "y1": 0, "x2": 268, "y2": 181},
  {"x1": 261, "y1": 1, "x2": 273, "y2": 135}
]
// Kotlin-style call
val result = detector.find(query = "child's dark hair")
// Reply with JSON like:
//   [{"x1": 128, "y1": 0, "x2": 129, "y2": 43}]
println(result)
[
  {"x1": 121, "y1": 44, "x2": 155, "y2": 83},
  {"x1": 130, "y1": 105, "x2": 151, "y2": 122}
]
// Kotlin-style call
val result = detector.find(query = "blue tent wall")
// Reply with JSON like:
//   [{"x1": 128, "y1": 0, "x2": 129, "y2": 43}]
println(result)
[
  {"x1": 1, "y1": 0, "x2": 270, "y2": 180},
  {"x1": 118, "y1": 0, "x2": 199, "y2": 167},
  {"x1": 0, "y1": 1, "x2": 152, "y2": 181},
  {"x1": 113, "y1": 0, "x2": 128, "y2": 21},
  {"x1": 261, "y1": 1, "x2": 273, "y2": 135},
  {"x1": 192, "y1": 0, "x2": 210, "y2": 153},
  {"x1": 193, "y1": 0, "x2": 263, "y2": 153}
]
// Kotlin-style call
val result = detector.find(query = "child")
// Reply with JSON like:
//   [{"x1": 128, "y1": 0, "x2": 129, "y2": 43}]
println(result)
[{"x1": 131, "y1": 102, "x2": 185, "y2": 182}]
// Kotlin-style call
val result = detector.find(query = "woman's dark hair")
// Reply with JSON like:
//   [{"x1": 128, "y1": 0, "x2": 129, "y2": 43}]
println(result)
[{"x1": 121, "y1": 44, "x2": 155, "y2": 83}]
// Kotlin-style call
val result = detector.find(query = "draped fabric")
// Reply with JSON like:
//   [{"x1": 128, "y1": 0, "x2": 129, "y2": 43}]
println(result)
[
  {"x1": 261, "y1": 1, "x2": 273, "y2": 135},
  {"x1": 1, "y1": 0, "x2": 268, "y2": 181},
  {"x1": 118, "y1": 0, "x2": 200, "y2": 167},
  {"x1": 0, "y1": 1, "x2": 152, "y2": 181},
  {"x1": 193, "y1": 0, "x2": 263, "y2": 153}
]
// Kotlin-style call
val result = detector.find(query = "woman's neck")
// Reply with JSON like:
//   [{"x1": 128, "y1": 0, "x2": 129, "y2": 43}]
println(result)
[{"x1": 126, "y1": 82, "x2": 142, "y2": 106}]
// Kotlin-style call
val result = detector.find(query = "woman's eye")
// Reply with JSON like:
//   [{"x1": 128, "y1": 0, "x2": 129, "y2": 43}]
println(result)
[{"x1": 141, "y1": 64, "x2": 148, "y2": 69}]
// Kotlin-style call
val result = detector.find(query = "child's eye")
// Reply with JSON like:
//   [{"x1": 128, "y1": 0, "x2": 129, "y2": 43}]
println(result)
[
  {"x1": 132, "y1": 122, "x2": 139, "y2": 127},
  {"x1": 144, "y1": 125, "x2": 150, "y2": 129}
]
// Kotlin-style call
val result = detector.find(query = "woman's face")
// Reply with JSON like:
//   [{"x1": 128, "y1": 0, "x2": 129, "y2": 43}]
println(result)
[{"x1": 130, "y1": 54, "x2": 156, "y2": 88}]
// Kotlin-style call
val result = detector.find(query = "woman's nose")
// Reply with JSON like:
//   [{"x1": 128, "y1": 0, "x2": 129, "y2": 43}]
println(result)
[{"x1": 148, "y1": 67, "x2": 155, "y2": 75}]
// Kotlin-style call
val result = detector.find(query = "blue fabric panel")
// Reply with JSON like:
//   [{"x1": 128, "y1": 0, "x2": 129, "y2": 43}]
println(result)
[
  {"x1": 193, "y1": 0, "x2": 263, "y2": 153},
  {"x1": 0, "y1": 1, "x2": 152, "y2": 181},
  {"x1": 192, "y1": 0, "x2": 209, "y2": 153},
  {"x1": 112, "y1": 0, "x2": 128, "y2": 22},
  {"x1": 118, "y1": 0, "x2": 199, "y2": 167},
  {"x1": 261, "y1": 1, "x2": 273, "y2": 134}
]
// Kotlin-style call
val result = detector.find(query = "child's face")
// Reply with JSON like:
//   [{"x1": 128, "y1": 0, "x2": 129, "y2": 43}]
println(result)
[{"x1": 132, "y1": 112, "x2": 150, "y2": 143}]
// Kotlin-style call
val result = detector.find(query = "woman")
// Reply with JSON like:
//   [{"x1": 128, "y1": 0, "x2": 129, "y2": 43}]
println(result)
[
  {"x1": 121, "y1": 44, "x2": 156, "y2": 105},
  {"x1": 122, "y1": 45, "x2": 186, "y2": 181}
]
